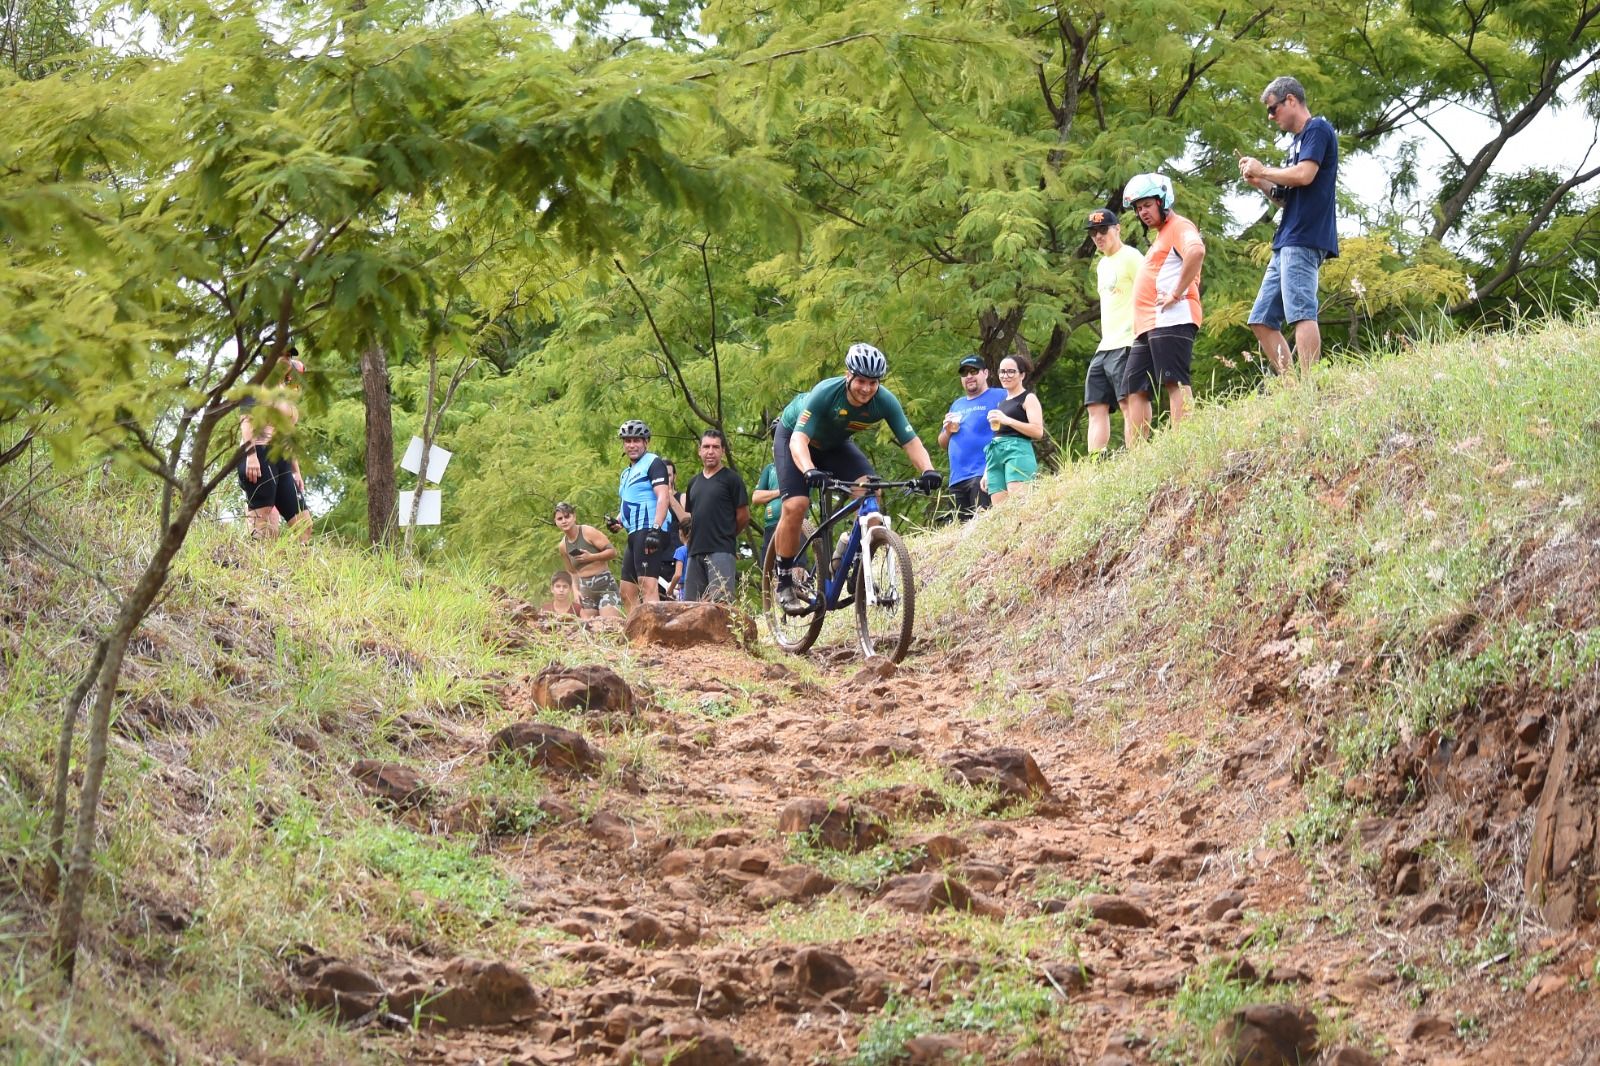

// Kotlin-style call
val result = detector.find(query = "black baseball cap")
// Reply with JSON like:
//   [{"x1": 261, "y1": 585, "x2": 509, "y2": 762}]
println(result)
[
  {"x1": 1085, "y1": 207, "x2": 1119, "y2": 230},
  {"x1": 957, "y1": 355, "x2": 984, "y2": 372}
]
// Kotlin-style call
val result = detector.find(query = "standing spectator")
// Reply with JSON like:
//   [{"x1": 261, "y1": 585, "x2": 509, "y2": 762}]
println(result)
[
  {"x1": 542, "y1": 571, "x2": 583, "y2": 619},
  {"x1": 1239, "y1": 76, "x2": 1339, "y2": 376},
  {"x1": 238, "y1": 350, "x2": 311, "y2": 543},
  {"x1": 938, "y1": 355, "x2": 1005, "y2": 519},
  {"x1": 1084, "y1": 208, "x2": 1143, "y2": 454},
  {"x1": 668, "y1": 522, "x2": 691, "y2": 601},
  {"x1": 553, "y1": 501, "x2": 623, "y2": 619},
  {"x1": 982, "y1": 354, "x2": 1044, "y2": 505},
  {"x1": 752, "y1": 421, "x2": 783, "y2": 566},
  {"x1": 614, "y1": 419, "x2": 672, "y2": 612},
  {"x1": 1122, "y1": 173, "x2": 1204, "y2": 444},
  {"x1": 682, "y1": 429, "x2": 750, "y2": 602},
  {"x1": 658, "y1": 458, "x2": 686, "y2": 598}
]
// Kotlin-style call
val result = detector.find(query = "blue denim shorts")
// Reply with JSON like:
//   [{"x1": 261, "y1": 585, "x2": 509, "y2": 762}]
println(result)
[{"x1": 1248, "y1": 245, "x2": 1325, "y2": 328}]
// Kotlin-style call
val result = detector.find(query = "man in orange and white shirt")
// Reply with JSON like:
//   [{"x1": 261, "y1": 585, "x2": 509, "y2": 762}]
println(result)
[{"x1": 1121, "y1": 172, "x2": 1205, "y2": 444}]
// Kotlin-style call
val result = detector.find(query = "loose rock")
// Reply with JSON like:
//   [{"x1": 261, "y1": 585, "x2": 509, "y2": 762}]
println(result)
[
  {"x1": 1083, "y1": 894, "x2": 1155, "y2": 928},
  {"x1": 531, "y1": 663, "x2": 635, "y2": 719},
  {"x1": 776, "y1": 798, "x2": 888, "y2": 852},
  {"x1": 614, "y1": 1019, "x2": 753, "y2": 1065},
  {"x1": 1212, "y1": 1003, "x2": 1319, "y2": 1066},
  {"x1": 390, "y1": 957, "x2": 543, "y2": 1029},
  {"x1": 1216, "y1": 998, "x2": 1318, "y2": 1062},
  {"x1": 489, "y1": 721, "x2": 603, "y2": 776},
  {"x1": 625, "y1": 602, "x2": 755, "y2": 649},
  {"x1": 350, "y1": 760, "x2": 433, "y2": 809},
  {"x1": 940, "y1": 747, "x2": 1054, "y2": 801},
  {"x1": 880, "y1": 873, "x2": 998, "y2": 916},
  {"x1": 791, "y1": 947, "x2": 856, "y2": 999}
]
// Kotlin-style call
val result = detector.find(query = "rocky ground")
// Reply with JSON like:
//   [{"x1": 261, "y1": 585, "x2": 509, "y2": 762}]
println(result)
[{"x1": 289, "y1": 600, "x2": 1600, "y2": 1066}]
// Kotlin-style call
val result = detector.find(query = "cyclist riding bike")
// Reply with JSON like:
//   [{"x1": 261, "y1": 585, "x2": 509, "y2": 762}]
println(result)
[{"x1": 771, "y1": 343, "x2": 941, "y2": 613}]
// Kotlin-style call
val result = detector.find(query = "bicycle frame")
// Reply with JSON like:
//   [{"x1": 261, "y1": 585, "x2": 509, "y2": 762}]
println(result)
[{"x1": 804, "y1": 481, "x2": 892, "y2": 612}]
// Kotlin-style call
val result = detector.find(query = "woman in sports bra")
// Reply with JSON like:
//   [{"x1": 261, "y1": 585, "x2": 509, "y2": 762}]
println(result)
[
  {"x1": 982, "y1": 353, "x2": 1045, "y2": 505},
  {"x1": 553, "y1": 502, "x2": 623, "y2": 618}
]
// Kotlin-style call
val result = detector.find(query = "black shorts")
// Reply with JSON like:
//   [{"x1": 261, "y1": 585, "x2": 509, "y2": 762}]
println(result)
[
  {"x1": 1085, "y1": 347, "x2": 1131, "y2": 407},
  {"x1": 237, "y1": 445, "x2": 302, "y2": 520},
  {"x1": 773, "y1": 425, "x2": 876, "y2": 502},
  {"x1": 949, "y1": 475, "x2": 990, "y2": 520},
  {"x1": 1124, "y1": 324, "x2": 1197, "y2": 396},
  {"x1": 620, "y1": 528, "x2": 670, "y2": 583}
]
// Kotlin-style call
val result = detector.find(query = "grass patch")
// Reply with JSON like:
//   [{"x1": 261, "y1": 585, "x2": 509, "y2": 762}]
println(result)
[
  {"x1": 1152, "y1": 958, "x2": 1297, "y2": 1065},
  {"x1": 732, "y1": 896, "x2": 905, "y2": 947},
  {"x1": 850, "y1": 965, "x2": 1072, "y2": 1065},
  {"x1": 786, "y1": 833, "x2": 925, "y2": 891}
]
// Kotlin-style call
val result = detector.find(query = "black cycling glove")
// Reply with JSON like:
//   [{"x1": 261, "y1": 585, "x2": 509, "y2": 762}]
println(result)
[{"x1": 915, "y1": 469, "x2": 943, "y2": 494}]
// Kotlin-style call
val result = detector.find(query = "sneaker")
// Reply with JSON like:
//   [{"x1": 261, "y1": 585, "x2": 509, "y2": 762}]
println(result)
[{"x1": 776, "y1": 583, "x2": 810, "y2": 615}]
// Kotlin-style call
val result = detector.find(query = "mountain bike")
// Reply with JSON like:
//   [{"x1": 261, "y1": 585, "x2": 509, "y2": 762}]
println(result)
[{"x1": 760, "y1": 476, "x2": 919, "y2": 663}]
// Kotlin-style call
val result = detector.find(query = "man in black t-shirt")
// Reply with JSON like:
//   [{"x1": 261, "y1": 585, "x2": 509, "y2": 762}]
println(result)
[{"x1": 683, "y1": 429, "x2": 750, "y2": 602}]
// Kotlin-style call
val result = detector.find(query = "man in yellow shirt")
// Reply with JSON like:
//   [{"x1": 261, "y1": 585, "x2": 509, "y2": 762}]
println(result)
[{"x1": 1084, "y1": 208, "x2": 1143, "y2": 454}]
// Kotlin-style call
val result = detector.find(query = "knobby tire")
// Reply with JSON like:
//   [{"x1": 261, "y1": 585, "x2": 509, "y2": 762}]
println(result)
[
  {"x1": 853, "y1": 525, "x2": 915, "y2": 662},
  {"x1": 762, "y1": 523, "x2": 828, "y2": 654}
]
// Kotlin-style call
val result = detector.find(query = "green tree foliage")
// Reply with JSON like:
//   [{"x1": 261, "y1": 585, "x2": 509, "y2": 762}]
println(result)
[
  {"x1": 0, "y1": 0, "x2": 83, "y2": 80},
  {"x1": 1316, "y1": 0, "x2": 1600, "y2": 306},
  {"x1": 0, "y1": 0, "x2": 787, "y2": 977}
]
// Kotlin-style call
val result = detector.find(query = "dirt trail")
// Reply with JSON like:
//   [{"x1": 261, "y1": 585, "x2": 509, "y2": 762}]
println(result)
[{"x1": 373, "y1": 617, "x2": 1599, "y2": 1066}]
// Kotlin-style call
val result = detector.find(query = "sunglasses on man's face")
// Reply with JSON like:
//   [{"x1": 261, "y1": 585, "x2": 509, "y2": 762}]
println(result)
[
  {"x1": 959, "y1": 368, "x2": 983, "y2": 376},
  {"x1": 1266, "y1": 101, "x2": 1283, "y2": 119}
]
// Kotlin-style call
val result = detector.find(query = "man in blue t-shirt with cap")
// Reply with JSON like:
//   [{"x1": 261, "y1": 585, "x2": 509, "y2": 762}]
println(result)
[
  {"x1": 938, "y1": 355, "x2": 1005, "y2": 520},
  {"x1": 1238, "y1": 75, "x2": 1339, "y2": 376}
]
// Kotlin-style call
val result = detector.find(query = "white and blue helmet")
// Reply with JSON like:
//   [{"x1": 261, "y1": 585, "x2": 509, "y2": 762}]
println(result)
[{"x1": 844, "y1": 343, "x2": 888, "y2": 379}]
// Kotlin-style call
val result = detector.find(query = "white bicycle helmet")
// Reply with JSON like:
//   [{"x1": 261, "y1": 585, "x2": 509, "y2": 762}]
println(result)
[
  {"x1": 617, "y1": 418, "x2": 651, "y2": 440},
  {"x1": 1122, "y1": 172, "x2": 1175, "y2": 210},
  {"x1": 844, "y1": 343, "x2": 888, "y2": 379}
]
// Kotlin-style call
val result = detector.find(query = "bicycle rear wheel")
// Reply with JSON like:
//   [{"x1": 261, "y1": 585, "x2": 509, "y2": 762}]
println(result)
[
  {"x1": 854, "y1": 525, "x2": 915, "y2": 662},
  {"x1": 762, "y1": 524, "x2": 829, "y2": 654}
]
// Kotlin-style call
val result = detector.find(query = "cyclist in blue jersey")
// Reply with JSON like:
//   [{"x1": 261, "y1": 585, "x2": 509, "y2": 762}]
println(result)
[
  {"x1": 614, "y1": 419, "x2": 673, "y2": 613},
  {"x1": 771, "y1": 343, "x2": 941, "y2": 613}
]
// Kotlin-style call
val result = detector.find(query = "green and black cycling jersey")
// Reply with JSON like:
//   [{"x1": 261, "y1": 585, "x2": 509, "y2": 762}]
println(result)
[{"x1": 779, "y1": 376, "x2": 917, "y2": 450}]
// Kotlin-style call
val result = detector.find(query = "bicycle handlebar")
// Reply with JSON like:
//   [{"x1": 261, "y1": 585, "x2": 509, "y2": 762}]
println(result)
[{"x1": 815, "y1": 476, "x2": 923, "y2": 493}]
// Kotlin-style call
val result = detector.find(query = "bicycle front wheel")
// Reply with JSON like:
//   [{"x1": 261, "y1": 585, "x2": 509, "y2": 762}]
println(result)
[
  {"x1": 762, "y1": 524, "x2": 828, "y2": 655},
  {"x1": 853, "y1": 525, "x2": 915, "y2": 662}
]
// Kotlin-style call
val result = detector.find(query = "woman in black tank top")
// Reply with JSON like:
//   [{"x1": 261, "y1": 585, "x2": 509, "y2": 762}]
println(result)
[{"x1": 982, "y1": 354, "x2": 1045, "y2": 505}]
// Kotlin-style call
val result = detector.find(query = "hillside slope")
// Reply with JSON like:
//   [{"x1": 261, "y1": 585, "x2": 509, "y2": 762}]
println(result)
[{"x1": 3, "y1": 319, "x2": 1599, "y2": 1064}]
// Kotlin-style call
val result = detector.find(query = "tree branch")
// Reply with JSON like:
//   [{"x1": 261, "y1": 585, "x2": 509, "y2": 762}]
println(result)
[
  {"x1": 613, "y1": 258, "x2": 718, "y2": 426},
  {"x1": 1454, "y1": 163, "x2": 1600, "y2": 312}
]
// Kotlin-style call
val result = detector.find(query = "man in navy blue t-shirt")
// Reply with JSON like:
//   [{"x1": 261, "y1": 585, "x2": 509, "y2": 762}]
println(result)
[
  {"x1": 1239, "y1": 76, "x2": 1339, "y2": 376},
  {"x1": 938, "y1": 355, "x2": 1005, "y2": 520}
]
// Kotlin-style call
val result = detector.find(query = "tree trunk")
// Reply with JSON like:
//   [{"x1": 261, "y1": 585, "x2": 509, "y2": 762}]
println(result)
[
  {"x1": 360, "y1": 344, "x2": 396, "y2": 547},
  {"x1": 51, "y1": 472, "x2": 214, "y2": 978},
  {"x1": 43, "y1": 639, "x2": 107, "y2": 900}
]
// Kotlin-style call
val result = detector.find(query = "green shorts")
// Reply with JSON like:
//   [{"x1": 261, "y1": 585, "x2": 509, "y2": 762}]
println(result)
[{"x1": 984, "y1": 436, "x2": 1037, "y2": 493}]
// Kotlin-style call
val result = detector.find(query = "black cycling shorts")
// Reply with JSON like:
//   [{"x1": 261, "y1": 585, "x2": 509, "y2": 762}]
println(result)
[
  {"x1": 773, "y1": 425, "x2": 876, "y2": 502},
  {"x1": 620, "y1": 528, "x2": 670, "y2": 584},
  {"x1": 1124, "y1": 324, "x2": 1198, "y2": 396},
  {"x1": 237, "y1": 445, "x2": 302, "y2": 520}
]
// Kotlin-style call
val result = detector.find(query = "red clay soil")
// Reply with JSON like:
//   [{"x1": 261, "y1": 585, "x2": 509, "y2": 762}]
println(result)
[{"x1": 320, "y1": 606, "x2": 1600, "y2": 1066}]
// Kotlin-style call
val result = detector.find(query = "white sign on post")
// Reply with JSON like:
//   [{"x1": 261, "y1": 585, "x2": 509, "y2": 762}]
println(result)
[
  {"x1": 396, "y1": 490, "x2": 442, "y2": 526},
  {"x1": 400, "y1": 436, "x2": 452, "y2": 483}
]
